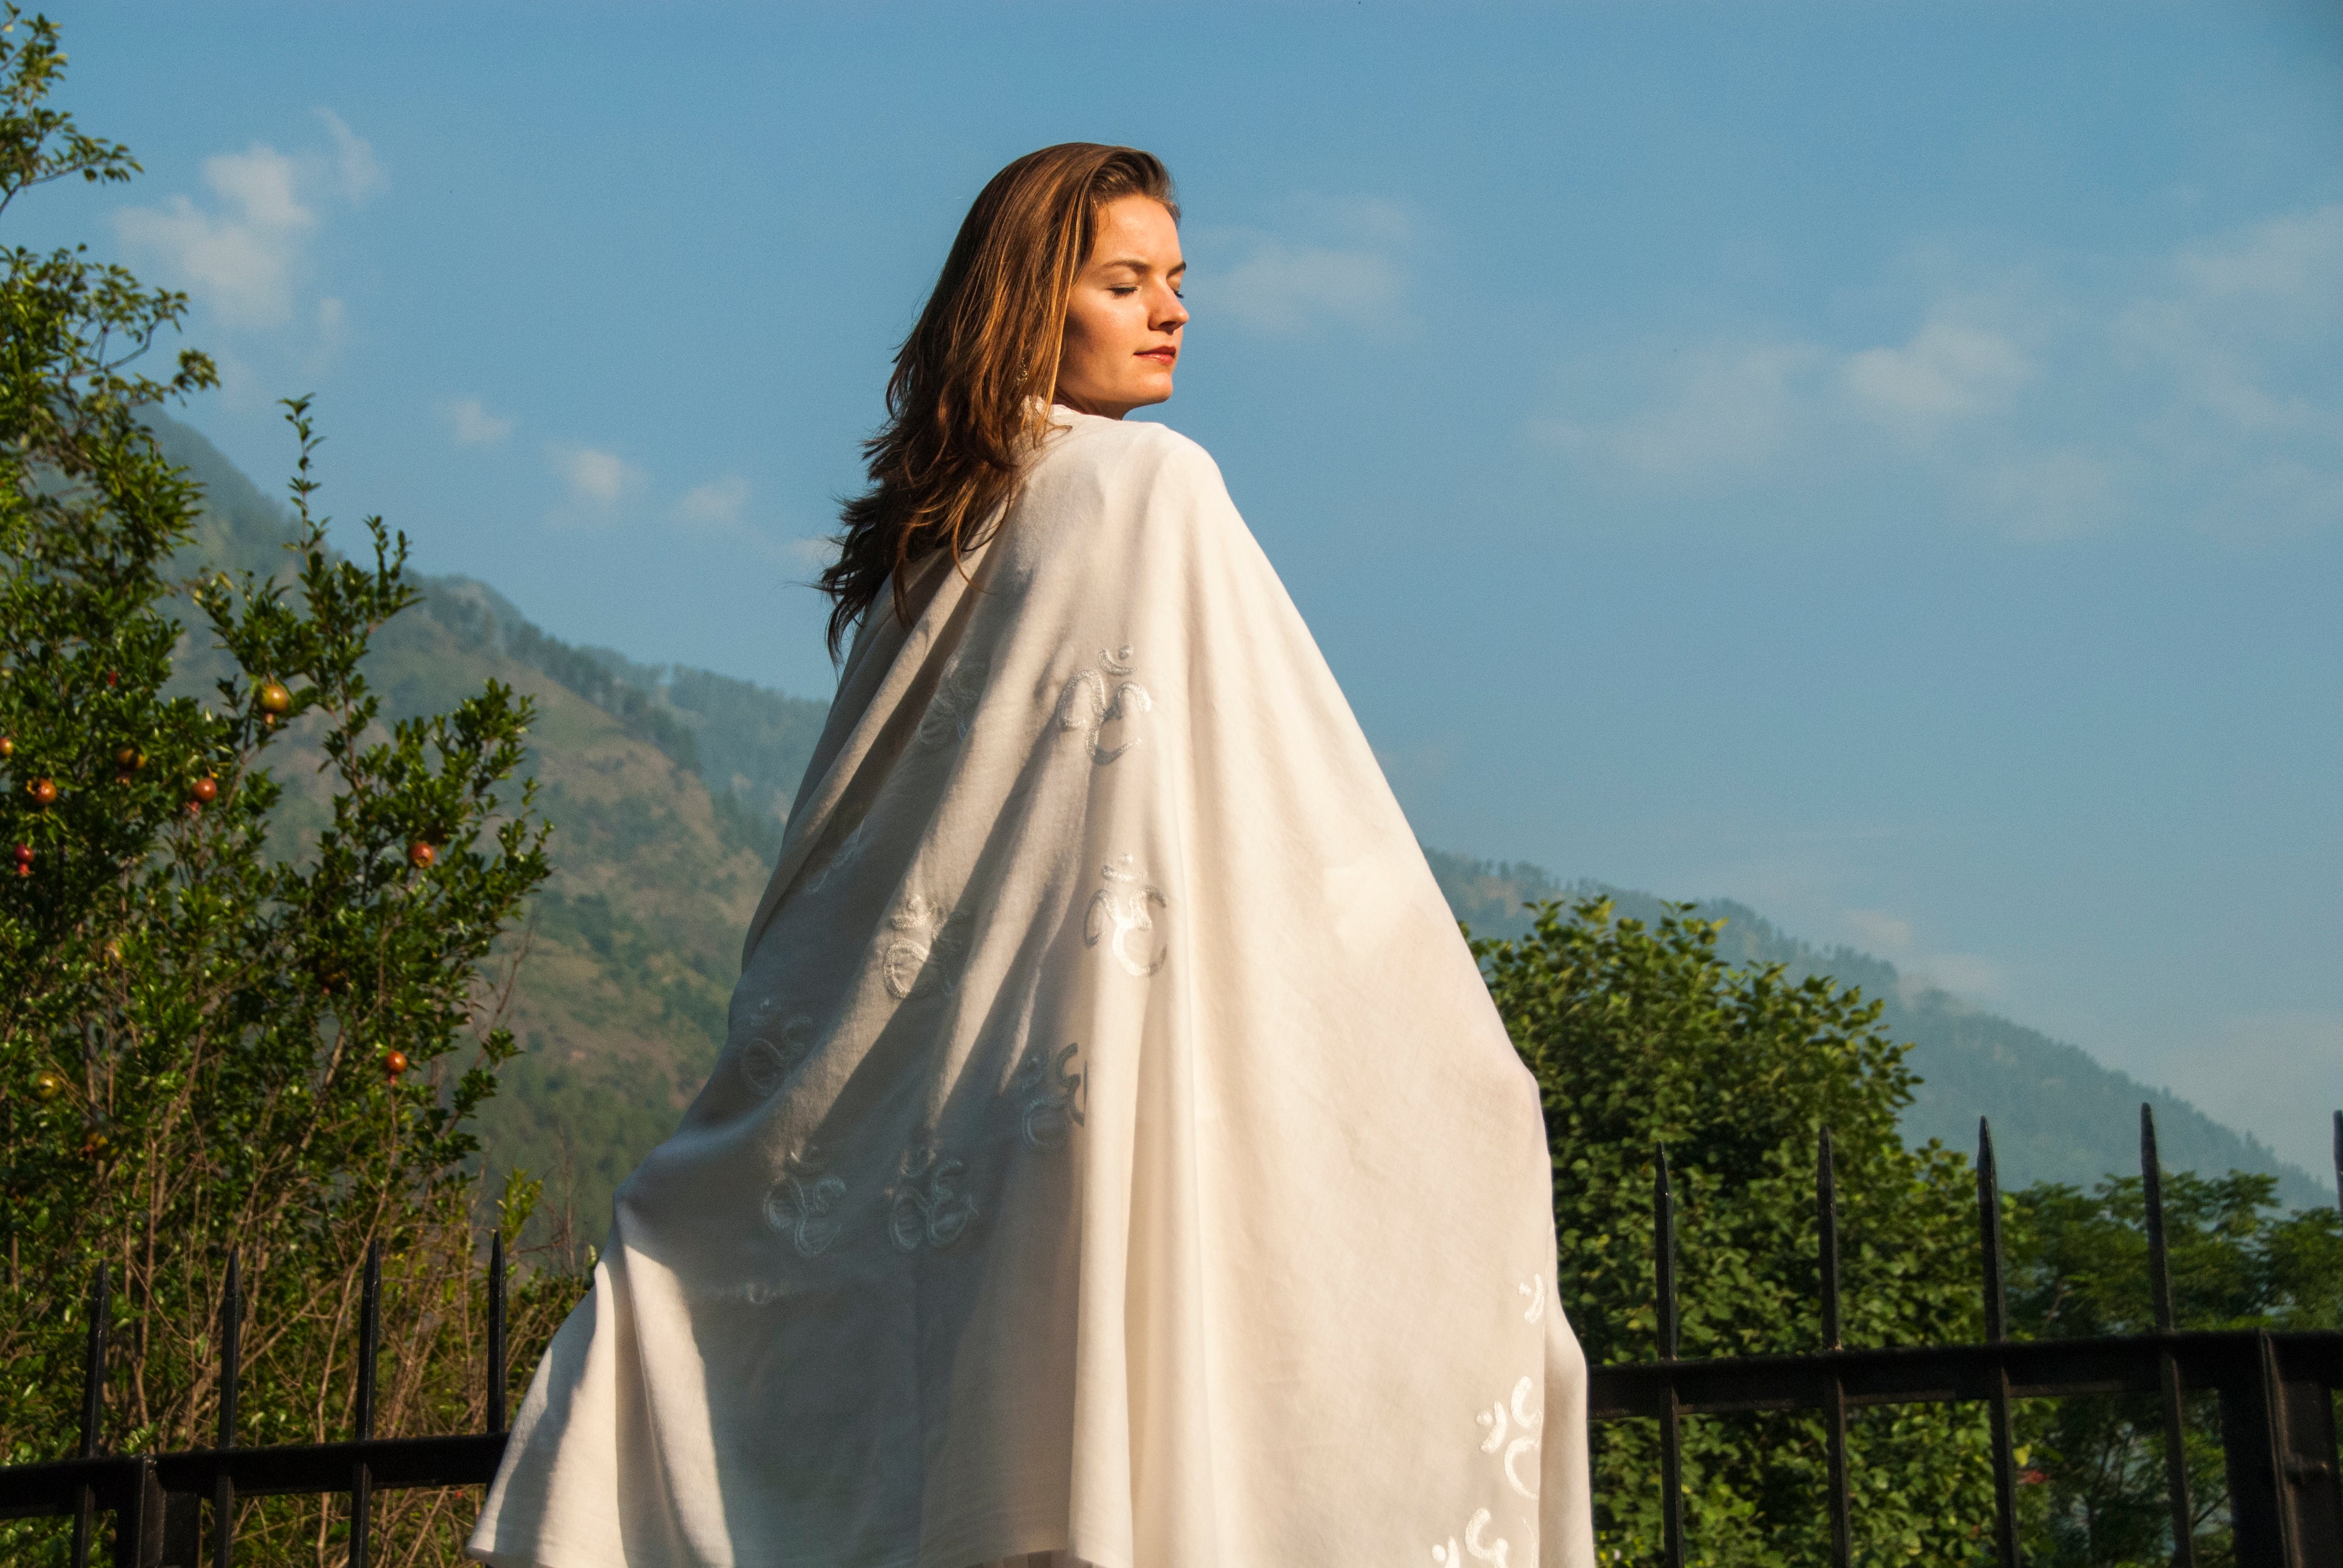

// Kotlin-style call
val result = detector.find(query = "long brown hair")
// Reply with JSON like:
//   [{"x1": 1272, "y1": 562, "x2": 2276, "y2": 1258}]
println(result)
[{"x1": 818, "y1": 143, "x2": 1178, "y2": 659}]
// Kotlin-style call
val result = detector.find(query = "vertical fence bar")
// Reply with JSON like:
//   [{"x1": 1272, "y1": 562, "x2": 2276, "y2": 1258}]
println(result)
[
  {"x1": 1978, "y1": 1120, "x2": 2022, "y2": 1568},
  {"x1": 1817, "y1": 1131, "x2": 1852, "y2": 1568},
  {"x1": 2333, "y1": 1111, "x2": 2341, "y2": 1217},
  {"x1": 349, "y1": 1241, "x2": 380, "y2": 1568},
  {"x1": 2141, "y1": 1105, "x2": 2197, "y2": 1567},
  {"x1": 71, "y1": 1263, "x2": 109, "y2": 1568},
  {"x1": 488, "y1": 1232, "x2": 508, "y2": 1434},
  {"x1": 212, "y1": 1252, "x2": 239, "y2": 1568},
  {"x1": 114, "y1": 1454, "x2": 160, "y2": 1568},
  {"x1": 1654, "y1": 1148, "x2": 1683, "y2": 1568}
]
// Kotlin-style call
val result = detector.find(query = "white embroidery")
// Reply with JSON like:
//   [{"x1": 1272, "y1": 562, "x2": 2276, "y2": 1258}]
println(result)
[
  {"x1": 1015, "y1": 1042, "x2": 1087, "y2": 1151},
  {"x1": 1519, "y1": 1274, "x2": 1545, "y2": 1322},
  {"x1": 916, "y1": 656, "x2": 986, "y2": 748},
  {"x1": 1430, "y1": 1510, "x2": 1509, "y2": 1568},
  {"x1": 738, "y1": 1001, "x2": 815, "y2": 1096},
  {"x1": 1476, "y1": 1399, "x2": 1507, "y2": 1453},
  {"x1": 888, "y1": 1145, "x2": 978, "y2": 1251},
  {"x1": 804, "y1": 815, "x2": 874, "y2": 894},
  {"x1": 763, "y1": 1146, "x2": 847, "y2": 1258},
  {"x1": 883, "y1": 894, "x2": 970, "y2": 999},
  {"x1": 1056, "y1": 645, "x2": 1152, "y2": 763},
  {"x1": 1084, "y1": 855, "x2": 1168, "y2": 976},
  {"x1": 1474, "y1": 1374, "x2": 1544, "y2": 1498},
  {"x1": 1504, "y1": 1376, "x2": 1544, "y2": 1500}
]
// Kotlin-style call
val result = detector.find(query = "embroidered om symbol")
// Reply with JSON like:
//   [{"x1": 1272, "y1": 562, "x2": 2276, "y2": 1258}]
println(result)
[
  {"x1": 888, "y1": 1145, "x2": 978, "y2": 1252},
  {"x1": 916, "y1": 656, "x2": 987, "y2": 748},
  {"x1": 738, "y1": 999, "x2": 815, "y2": 1096},
  {"x1": 763, "y1": 1145, "x2": 847, "y2": 1258},
  {"x1": 883, "y1": 893, "x2": 970, "y2": 1000},
  {"x1": 1430, "y1": 1509, "x2": 1509, "y2": 1568},
  {"x1": 1475, "y1": 1375, "x2": 1544, "y2": 1500},
  {"x1": 1056, "y1": 645, "x2": 1152, "y2": 763},
  {"x1": 1014, "y1": 1042, "x2": 1087, "y2": 1151},
  {"x1": 1084, "y1": 855, "x2": 1168, "y2": 977}
]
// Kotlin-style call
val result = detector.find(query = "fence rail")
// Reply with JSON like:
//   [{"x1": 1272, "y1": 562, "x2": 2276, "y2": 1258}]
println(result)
[{"x1": 4, "y1": 1110, "x2": 2340, "y2": 1567}]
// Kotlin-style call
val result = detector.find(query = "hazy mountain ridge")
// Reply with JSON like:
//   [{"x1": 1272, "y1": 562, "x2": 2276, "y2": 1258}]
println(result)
[
  {"x1": 1430, "y1": 850, "x2": 2325, "y2": 1208},
  {"x1": 145, "y1": 415, "x2": 2327, "y2": 1230}
]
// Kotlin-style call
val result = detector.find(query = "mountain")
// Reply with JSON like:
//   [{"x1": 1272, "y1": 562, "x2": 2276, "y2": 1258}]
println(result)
[
  {"x1": 144, "y1": 415, "x2": 2331, "y2": 1234},
  {"x1": 1431, "y1": 852, "x2": 2327, "y2": 1210},
  {"x1": 149, "y1": 416, "x2": 823, "y2": 1244}
]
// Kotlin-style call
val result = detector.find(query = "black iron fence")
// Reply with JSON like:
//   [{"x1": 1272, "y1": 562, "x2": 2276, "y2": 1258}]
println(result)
[
  {"x1": 1592, "y1": 1108, "x2": 2343, "y2": 1567},
  {"x1": 3, "y1": 1108, "x2": 2339, "y2": 1567}
]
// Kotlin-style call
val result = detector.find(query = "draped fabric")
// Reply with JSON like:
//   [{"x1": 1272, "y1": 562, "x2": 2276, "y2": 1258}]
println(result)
[{"x1": 470, "y1": 408, "x2": 1596, "y2": 1568}]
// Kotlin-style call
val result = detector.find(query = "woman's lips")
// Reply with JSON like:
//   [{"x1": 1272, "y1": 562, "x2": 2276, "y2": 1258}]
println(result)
[{"x1": 1137, "y1": 348, "x2": 1176, "y2": 365}]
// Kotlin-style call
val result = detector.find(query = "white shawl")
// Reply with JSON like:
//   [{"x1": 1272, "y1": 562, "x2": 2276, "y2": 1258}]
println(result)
[{"x1": 471, "y1": 408, "x2": 1595, "y2": 1568}]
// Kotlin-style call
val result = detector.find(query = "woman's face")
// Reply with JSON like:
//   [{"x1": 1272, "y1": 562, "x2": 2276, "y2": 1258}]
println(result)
[{"x1": 1053, "y1": 195, "x2": 1187, "y2": 420}]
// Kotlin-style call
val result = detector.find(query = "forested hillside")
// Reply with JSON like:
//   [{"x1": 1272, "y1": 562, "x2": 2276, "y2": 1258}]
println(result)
[
  {"x1": 149, "y1": 414, "x2": 2325, "y2": 1236},
  {"x1": 149, "y1": 416, "x2": 826, "y2": 1244}
]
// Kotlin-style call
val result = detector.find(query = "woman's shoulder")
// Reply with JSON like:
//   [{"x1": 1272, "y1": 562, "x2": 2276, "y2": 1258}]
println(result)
[
  {"x1": 1034, "y1": 408, "x2": 1225, "y2": 500},
  {"x1": 1001, "y1": 412, "x2": 1241, "y2": 583}
]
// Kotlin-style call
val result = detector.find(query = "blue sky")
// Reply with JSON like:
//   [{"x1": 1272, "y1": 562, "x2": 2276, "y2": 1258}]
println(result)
[{"x1": 21, "y1": 2, "x2": 2342, "y2": 1173}]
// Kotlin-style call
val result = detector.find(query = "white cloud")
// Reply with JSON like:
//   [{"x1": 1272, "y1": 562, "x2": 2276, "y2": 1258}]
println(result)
[
  {"x1": 113, "y1": 113, "x2": 381, "y2": 336},
  {"x1": 1900, "y1": 951, "x2": 2006, "y2": 1003},
  {"x1": 443, "y1": 397, "x2": 515, "y2": 448},
  {"x1": 672, "y1": 474, "x2": 752, "y2": 528},
  {"x1": 1533, "y1": 341, "x2": 1826, "y2": 480},
  {"x1": 663, "y1": 475, "x2": 814, "y2": 567},
  {"x1": 785, "y1": 535, "x2": 837, "y2": 570},
  {"x1": 1843, "y1": 908, "x2": 1915, "y2": 955},
  {"x1": 2174, "y1": 204, "x2": 2343, "y2": 312},
  {"x1": 1840, "y1": 906, "x2": 2004, "y2": 1004},
  {"x1": 1215, "y1": 242, "x2": 1403, "y2": 335},
  {"x1": 116, "y1": 145, "x2": 313, "y2": 327},
  {"x1": 315, "y1": 108, "x2": 385, "y2": 203},
  {"x1": 1196, "y1": 195, "x2": 1414, "y2": 336},
  {"x1": 546, "y1": 442, "x2": 645, "y2": 521},
  {"x1": 1532, "y1": 201, "x2": 2343, "y2": 543},
  {"x1": 1843, "y1": 319, "x2": 2033, "y2": 430}
]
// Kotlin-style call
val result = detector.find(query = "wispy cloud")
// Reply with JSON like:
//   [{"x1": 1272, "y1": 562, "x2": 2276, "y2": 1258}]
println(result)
[
  {"x1": 671, "y1": 474, "x2": 751, "y2": 528},
  {"x1": 664, "y1": 474, "x2": 815, "y2": 569},
  {"x1": 1530, "y1": 202, "x2": 2343, "y2": 542},
  {"x1": 1841, "y1": 906, "x2": 2006, "y2": 1004},
  {"x1": 1533, "y1": 341, "x2": 1827, "y2": 481},
  {"x1": 784, "y1": 535, "x2": 837, "y2": 572},
  {"x1": 545, "y1": 442, "x2": 645, "y2": 525},
  {"x1": 442, "y1": 396, "x2": 515, "y2": 448},
  {"x1": 113, "y1": 111, "x2": 382, "y2": 335},
  {"x1": 1194, "y1": 195, "x2": 1414, "y2": 337},
  {"x1": 116, "y1": 145, "x2": 313, "y2": 327},
  {"x1": 315, "y1": 108, "x2": 385, "y2": 203},
  {"x1": 1842, "y1": 318, "x2": 2033, "y2": 432}
]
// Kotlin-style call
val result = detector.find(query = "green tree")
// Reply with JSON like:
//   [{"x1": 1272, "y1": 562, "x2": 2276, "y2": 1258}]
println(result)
[
  {"x1": 0, "y1": 13, "x2": 574, "y2": 1562},
  {"x1": 1478, "y1": 897, "x2": 1997, "y2": 1565},
  {"x1": 2005, "y1": 1169, "x2": 2343, "y2": 1567}
]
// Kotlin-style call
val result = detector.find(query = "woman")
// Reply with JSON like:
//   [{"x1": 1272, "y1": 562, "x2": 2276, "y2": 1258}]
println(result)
[{"x1": 471, "y1": 143, "x2": 1594, "y2": 1568}]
